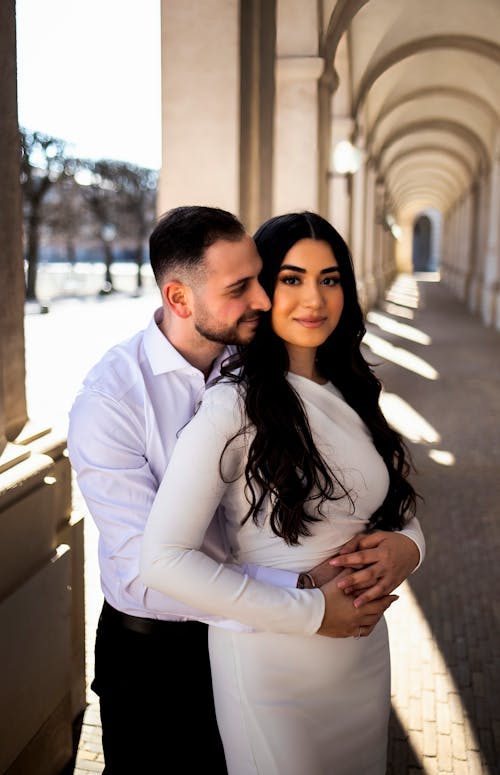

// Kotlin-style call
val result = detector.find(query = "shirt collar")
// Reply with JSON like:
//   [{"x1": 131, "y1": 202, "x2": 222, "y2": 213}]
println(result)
[{"x1": 144, "y1": 308, "x2": 233, "y2": 379}]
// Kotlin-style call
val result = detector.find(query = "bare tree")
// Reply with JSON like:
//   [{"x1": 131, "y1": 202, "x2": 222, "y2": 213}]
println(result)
[
  {"x1": 20, "y1": 128, "x2": 75, "y2": 301},
  {"x1": 76, "y1": 160, "x2": 119, "y2": 293},
  {"x1": 43, "y1": 173, "x2": 87, "y2": 266},
  {"x1": 109, "y1": 162, "x2": 158, "y2": 292},
  {"x1": 77, "y1": 159, "x2": 157, "y2": 294}
]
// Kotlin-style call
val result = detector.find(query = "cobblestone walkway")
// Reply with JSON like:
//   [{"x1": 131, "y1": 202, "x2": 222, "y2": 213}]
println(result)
[
  {"x1": 70, "y1": 276, "x2": 500, "y2": 774},
  {"x1": 374, "y1": 275, "x2": 500, "y2": 775}
]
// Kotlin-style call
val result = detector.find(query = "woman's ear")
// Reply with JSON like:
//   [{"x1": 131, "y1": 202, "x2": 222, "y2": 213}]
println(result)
[{"x1": 162, "y1": 281, "x2": 192, "y2": 319}]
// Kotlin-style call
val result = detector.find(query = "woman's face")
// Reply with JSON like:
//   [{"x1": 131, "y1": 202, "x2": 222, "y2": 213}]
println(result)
[{"x1": 271, "y1": 238, "x2": 344, "y2": 351}]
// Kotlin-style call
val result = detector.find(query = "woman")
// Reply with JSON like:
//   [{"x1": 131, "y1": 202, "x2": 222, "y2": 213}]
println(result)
[{"x1": 141, "y1": 212, "x2": 422, "y2": 774}]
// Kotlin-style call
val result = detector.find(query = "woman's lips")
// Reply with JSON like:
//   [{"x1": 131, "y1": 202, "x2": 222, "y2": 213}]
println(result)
[{"x1": 294, "y1": 317, "x2": 327, "y2": 328}]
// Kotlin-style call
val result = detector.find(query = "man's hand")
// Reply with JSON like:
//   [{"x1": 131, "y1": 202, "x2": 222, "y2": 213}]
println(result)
[
  {"x1": 303, "y1": 555, "x2": 345, "y2": 588},
  {"x1": 329, "y1": 531, "x2": 420, "y2": 608},
  {"x1": 317, "y1": 570, "x2": 398, "y2": 638}
]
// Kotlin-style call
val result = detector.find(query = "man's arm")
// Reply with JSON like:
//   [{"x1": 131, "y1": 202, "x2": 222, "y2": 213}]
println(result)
[{"x1": 68, "y1": 388, "x2": 301, "y2": 618}]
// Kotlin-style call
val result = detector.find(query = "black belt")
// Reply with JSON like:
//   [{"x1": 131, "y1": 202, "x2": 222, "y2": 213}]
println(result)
[{"x1": 100, "y1": 600, "x2": 206, "y2": 636}]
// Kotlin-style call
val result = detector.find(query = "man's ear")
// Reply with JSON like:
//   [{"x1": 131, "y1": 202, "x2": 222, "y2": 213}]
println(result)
[{"x1": 162, "y1": 281, "x2": 192, "y2": 319}]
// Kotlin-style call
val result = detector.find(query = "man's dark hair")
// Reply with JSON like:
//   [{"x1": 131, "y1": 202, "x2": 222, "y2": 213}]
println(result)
[{"x1": 149, "y1": 206, "x2": 246, "y2": 286}]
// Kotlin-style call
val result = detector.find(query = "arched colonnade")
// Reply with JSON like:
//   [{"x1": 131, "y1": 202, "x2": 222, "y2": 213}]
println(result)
[{"x1": 160, "y1": 0, "x2": 500, "y2": 328}]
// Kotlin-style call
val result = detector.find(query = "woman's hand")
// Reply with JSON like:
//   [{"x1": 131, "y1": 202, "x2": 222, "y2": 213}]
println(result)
[{"x1": 329, "y1": 531, "x2": 420, "y2": 608}]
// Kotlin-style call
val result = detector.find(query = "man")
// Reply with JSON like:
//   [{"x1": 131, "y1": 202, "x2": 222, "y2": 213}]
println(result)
[{"x1": 68, "y1": 206, "x2": 423, "y2": 773}]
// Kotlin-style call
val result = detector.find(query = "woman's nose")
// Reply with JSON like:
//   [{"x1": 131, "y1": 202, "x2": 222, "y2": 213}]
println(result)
[{"x1": 302, "y1": 282, "x2": 323, "y2": 308}]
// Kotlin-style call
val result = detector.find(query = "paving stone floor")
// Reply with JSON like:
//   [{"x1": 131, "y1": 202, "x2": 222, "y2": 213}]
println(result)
[{"x1": 68, "y1": 276, "x2": 500, "y2": 774}]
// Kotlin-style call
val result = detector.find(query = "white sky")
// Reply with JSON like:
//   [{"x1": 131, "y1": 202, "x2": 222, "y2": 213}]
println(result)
[{"x1": 16, "y1": 0, "x2": 161, "y2": 170}]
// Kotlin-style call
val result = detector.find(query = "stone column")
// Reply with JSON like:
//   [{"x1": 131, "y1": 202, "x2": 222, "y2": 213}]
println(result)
[
  {"x1": 350, "y1": 136, "x2": 367, "y2": 303},
  {"x1": 465, "y1": 180, "x2": 480, "y2": 308},
  {"x1": 467, "y1": 173, "x2": 488, "y2": 314},
  {"x1": 440, "y1": 210, "x2": 451, "y2": 283},
  {"x1": 458, "y1": 196, "x2": 471, "y2": 299},
  {"x1": 363, "y1": 161, "x2": 377, "y2": 307},
  {"x1": 239, "y1": 0, "x2": 276, "y2": 234},
  {"x1": 0, "y1": 0, "x2": 28, "y2": 458},
  {"x1": 0, "y1": 6, "x2": 85, "y2": 772},
  {"x1": 452, "y1": 201, "x2": 459, "y2": 289},
  {"x1": 395, "y1": 215, "x2": 413, "y2": 274},
  {"x1": 445, "y1": 205, "x2": 459, "y2": 288},
  {"x1": 481, "y1": 132, "x2": 500, "y2": 328},
  {"x1": 317, "y1": 66, "x2": 338, "y2": 219},
  {"x1": 372, "y1": 177, "x2": 387, "y2": 299},
  {"x1": 272, "y1": 0, "x2": 322, "y2": 214},
  {"x1": 328, "y1": 115, "x2": 355, "y2": 242},
  {"x1": 158, "y1": 0, "x2": 240, "y2": 215},
  {"x1": 273, "y1": 55, "x2": 323, "y2": 214}
]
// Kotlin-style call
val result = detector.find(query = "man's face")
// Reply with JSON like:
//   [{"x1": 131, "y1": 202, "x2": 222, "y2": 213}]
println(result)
[{"x1": 191, "y1": 235, "x2": 271, "y2": 345}]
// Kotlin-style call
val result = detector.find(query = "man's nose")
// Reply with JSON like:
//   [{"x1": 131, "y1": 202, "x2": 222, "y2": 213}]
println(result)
[{"x1": 251, "y1": 282, "x2": 271, "y2": 311}]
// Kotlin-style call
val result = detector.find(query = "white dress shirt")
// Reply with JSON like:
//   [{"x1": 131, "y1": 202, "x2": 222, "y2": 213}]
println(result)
[{"x1": 67, "y1": 309, "x2": 298, "y2": 625}]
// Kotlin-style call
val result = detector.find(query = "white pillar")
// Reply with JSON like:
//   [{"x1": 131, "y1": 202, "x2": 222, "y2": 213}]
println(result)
[
  {"x1": 450, "y1": 203, "x2": 461, "y2": 293},
  {"x1": 273, "y1": 0, "x2": 321, "y2": 214},
  {"x1": 396, "y1": 218, "x2": 413, "y2": 274},
  {"x1": 273, "y1": 55, "x2": 323, "y2": 214},
  {"x1": 464, "y1": 180, "x2": 479, "y2": 310},
  {"x1": 468, "y1": 173, "x2": 489, "y2": 314},
  {"x1": 481, "y1": 132, "x2": 500, "y2": 327},
  {"x1": 458, "y1": 197, "x2": 471, "y2": 299},
  {"x1": 158, "y1": 1, "x2": 240, "y2": 214},
  {"x1": 0, "y1": 0, "x2": 28, "y2": 453},
  {"x1": 363, "y1": 162, "x2": 377, "y2": 307},
  {"x1": 328, "y1": 116, "x2": 355, "y2": 242},
  {"x1": 372, "y1": 178, "x2": 387, "y2": 298},
  {"x1": 350, "y1": 138, "x2": 367, "y2": 304}
]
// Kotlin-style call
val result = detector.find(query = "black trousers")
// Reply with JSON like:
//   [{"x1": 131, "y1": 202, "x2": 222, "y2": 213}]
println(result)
[{"x1": 92, "y1": 601, "x2": 228, "y2": 774}]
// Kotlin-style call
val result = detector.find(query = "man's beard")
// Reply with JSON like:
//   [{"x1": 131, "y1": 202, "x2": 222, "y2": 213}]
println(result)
[{"x1": 194, "y1": 312, "x2": 260, "y2": 346}]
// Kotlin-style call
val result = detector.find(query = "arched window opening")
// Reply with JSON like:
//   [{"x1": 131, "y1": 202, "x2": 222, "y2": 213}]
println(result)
[{"x1": 412, "y1": 209, "x2": 441, "y2": 272}]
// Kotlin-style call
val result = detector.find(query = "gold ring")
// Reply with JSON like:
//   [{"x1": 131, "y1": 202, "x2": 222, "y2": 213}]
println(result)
[{"x1": 355, "y1": 626, "x2": 362, "y2": 640}]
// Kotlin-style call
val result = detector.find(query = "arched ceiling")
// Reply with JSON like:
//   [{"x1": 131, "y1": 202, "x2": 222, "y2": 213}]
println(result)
[{"x1": 324, "y1": 0, "x2": 500, "y2": 221}]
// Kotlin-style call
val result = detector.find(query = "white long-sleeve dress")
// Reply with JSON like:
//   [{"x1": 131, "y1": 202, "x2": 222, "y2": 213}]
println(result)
[{"x1": 141, "y1": 374, "x2": 424, "y2": 775}]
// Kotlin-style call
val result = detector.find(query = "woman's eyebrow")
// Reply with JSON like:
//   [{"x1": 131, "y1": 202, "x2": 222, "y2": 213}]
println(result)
[{"x1": 279, "y1": 264, "x2": 340, "y2": 274}]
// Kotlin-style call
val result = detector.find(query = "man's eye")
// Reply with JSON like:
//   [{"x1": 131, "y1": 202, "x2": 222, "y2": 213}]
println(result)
[{"x1": 230, "y1": 283, "x2": 246, "y2": 296}]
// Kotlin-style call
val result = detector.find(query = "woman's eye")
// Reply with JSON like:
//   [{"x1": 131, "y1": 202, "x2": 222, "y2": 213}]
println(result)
[
  {"x1": 322, "y1": 276, "x2": 340, "y2": 286},
  {"x1": 281, "y1": 275, "x2": 300, "y2": 285}
]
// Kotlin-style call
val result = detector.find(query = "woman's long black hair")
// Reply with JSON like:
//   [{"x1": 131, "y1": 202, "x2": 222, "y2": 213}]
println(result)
[{"x1": 221, "y1": 212, "x2": 417, "y2": 545}]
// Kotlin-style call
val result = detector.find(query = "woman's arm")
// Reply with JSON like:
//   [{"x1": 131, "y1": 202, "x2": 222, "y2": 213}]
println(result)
[
  {"x1": 328, "y1": 517, "x2": 425, "y2": 606},
  {"x1": 140, "y1": 383, "x2": 398, "y2": 636},
  {"x1": 140, "y1": 384, "x2": 326, "y2": 635}
]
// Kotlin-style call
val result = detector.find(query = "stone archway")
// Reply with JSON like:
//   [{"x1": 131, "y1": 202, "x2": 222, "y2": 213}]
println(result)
[
  {"x1": 413, "y1": 215, "x2": 432, "y2": 270},
  {"x1": 412, "y1": 209, "x2": 441, "y2": 271}
]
